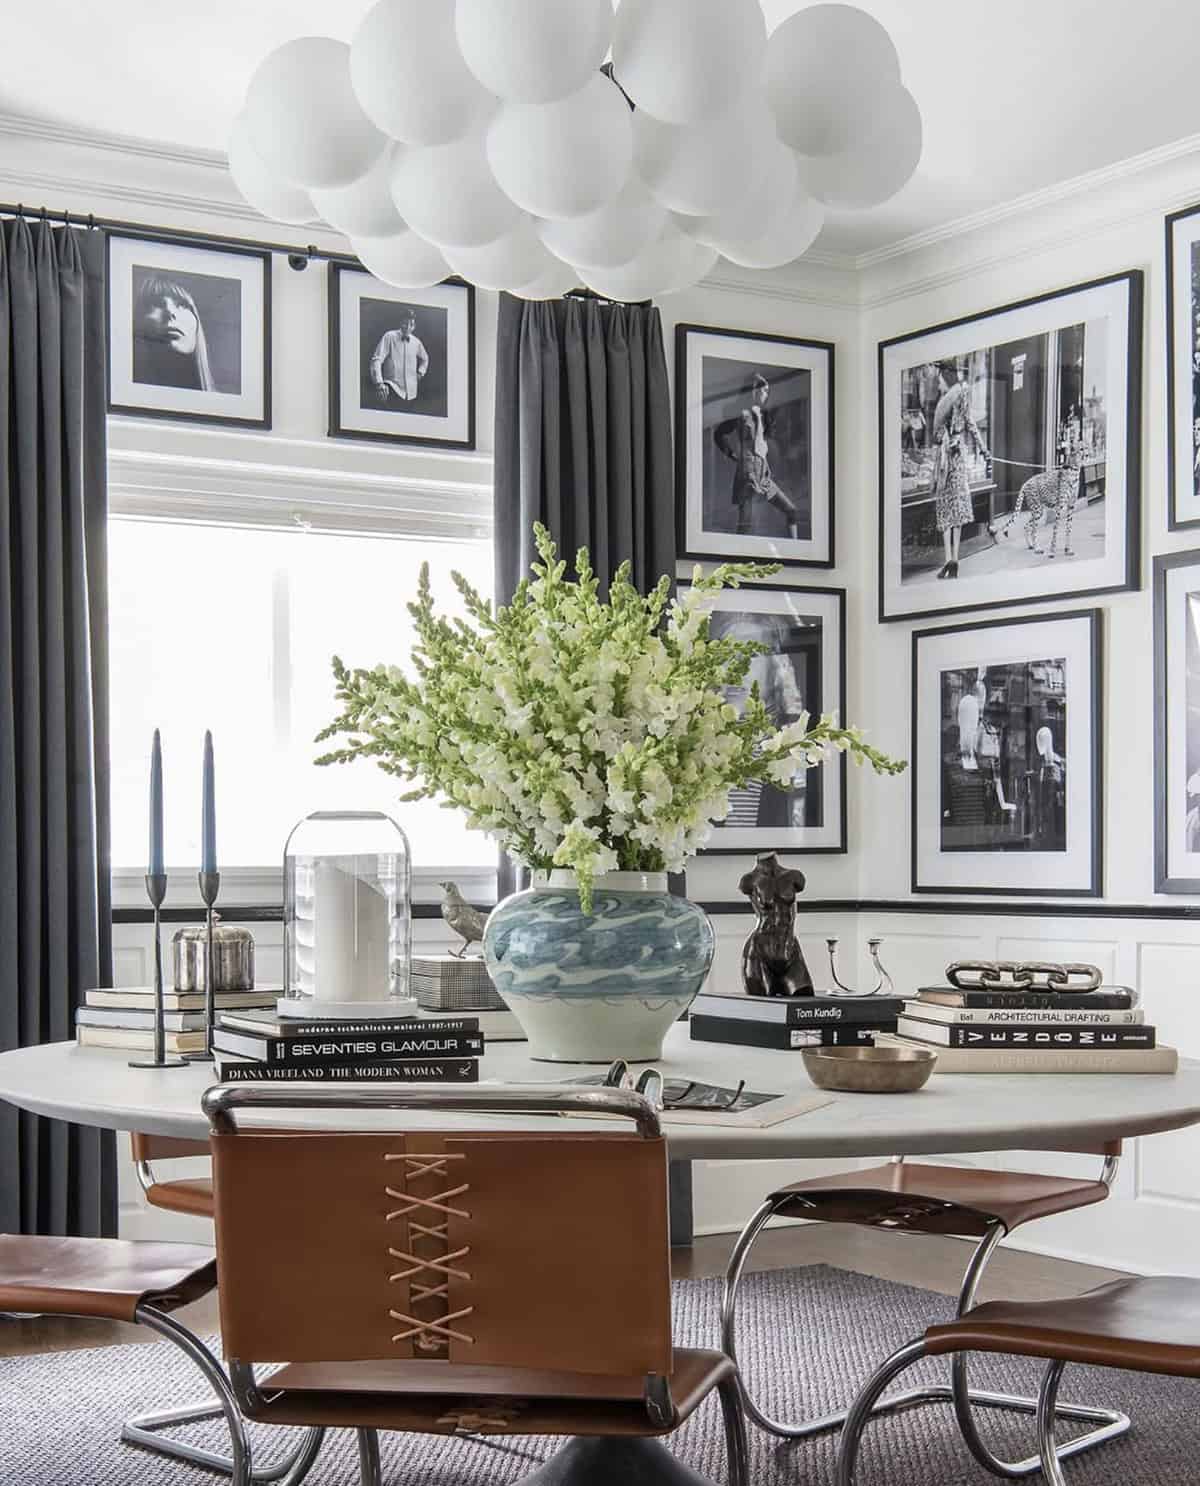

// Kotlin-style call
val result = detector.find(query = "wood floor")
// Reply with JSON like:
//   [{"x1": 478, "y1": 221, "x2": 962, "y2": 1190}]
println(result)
[{"x1": 0, "y1": 1224, "x2": 1126, "y2": 1360}]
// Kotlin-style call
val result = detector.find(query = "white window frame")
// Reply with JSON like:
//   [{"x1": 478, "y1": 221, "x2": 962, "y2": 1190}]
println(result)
[{"x1": 107, "y1": 429, "x2": 497, "y2": 911}]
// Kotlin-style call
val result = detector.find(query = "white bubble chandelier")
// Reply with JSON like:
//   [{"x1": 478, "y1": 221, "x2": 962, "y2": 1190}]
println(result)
[{"x1": 229, "y1": 0, "x2": 922, "y2": 301}]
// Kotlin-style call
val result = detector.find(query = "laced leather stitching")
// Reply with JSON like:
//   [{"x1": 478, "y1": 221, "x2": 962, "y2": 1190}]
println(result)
[{"x1": 384, "y1": 1152, "x2": 475, "y2": 1349}]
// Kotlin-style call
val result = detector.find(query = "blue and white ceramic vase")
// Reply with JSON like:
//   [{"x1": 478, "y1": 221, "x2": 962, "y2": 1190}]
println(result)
[{"x1": 483, "y1": 870, "x2": 716, "y2": 1062}]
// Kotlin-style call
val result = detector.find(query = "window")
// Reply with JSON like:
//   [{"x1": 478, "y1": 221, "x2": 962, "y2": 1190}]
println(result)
[{"x1": 108, "y1": 516, "x2": 494, "y2": 886}]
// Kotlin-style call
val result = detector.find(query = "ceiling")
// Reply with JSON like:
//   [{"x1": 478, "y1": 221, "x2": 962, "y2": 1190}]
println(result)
[{"x1": 2, "y1": 0, "x2": 1198, "y2": 258}]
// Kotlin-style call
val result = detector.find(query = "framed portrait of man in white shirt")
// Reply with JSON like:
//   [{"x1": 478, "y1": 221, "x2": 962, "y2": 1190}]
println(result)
[{"x1": 328, "y1": 263, "x2": 475, "y2": 449}]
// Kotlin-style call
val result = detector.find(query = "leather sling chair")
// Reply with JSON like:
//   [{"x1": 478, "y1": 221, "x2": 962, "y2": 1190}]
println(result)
[
  {"x1": 127, "y1": 1132, "x2": 324, "y2": 1484},
  {"x1": 0, "y1": 1232, "x2": 254, "y2": 1473},
  {"x1": 837, "y1": 1274, "x2": 1200, "y2": 1485},
  {"x1": 201, "y1": 1080, "x2": 749, "y2": 1486},
  {"x1": 721, "y1": 1144, "x2": 1129, "y2": 1478}
]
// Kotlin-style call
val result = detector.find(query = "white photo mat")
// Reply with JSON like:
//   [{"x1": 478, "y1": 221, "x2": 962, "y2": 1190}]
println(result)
[
  {"x1": 333, "y1": 268, "x2": 472, "y2": 446},
  {"x1": 685, "y1": 584, "x2": 845, "y2": 853},
  {"x1": 879, "y1": 274, "x2": 1141, "y2": 622},
  {"x1": 108, "y1": 234, "x2": 268, "y2": 426},
  {"x1": 1168, "y1": 207, "x2": 1200, "y2": 529},
  {"x1": 679, "y1": 328, "x2": 832, "y2": 567},
  {"x1": 912, "y1": 610, "x2": 1101, "y2": 895},
  {"x1": 1156, "y1": 554, "x2": 1200, "y2": 889}
]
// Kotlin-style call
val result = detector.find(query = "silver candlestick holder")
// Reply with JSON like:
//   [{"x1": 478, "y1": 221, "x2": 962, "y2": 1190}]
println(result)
[
  {"x1": 825, "y1": 937, "x2": 896, "y2": 998},
  {"x1": 183, "y1": 870, "x2": 221, "y2": 1062},
  {"x1": 129, "y1": 872, "x2": 188, "y2": 1070}
]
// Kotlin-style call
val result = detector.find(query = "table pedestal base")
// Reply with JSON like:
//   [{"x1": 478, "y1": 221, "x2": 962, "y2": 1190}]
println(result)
[{"x1": 519, "y1": 1439, "x2": 718, "y2": 1485}]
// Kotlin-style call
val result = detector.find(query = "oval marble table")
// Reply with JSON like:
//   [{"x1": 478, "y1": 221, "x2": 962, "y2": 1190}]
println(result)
[{"x1": 3, "y1": 1031, "x2": 1200, "y2": 1486}]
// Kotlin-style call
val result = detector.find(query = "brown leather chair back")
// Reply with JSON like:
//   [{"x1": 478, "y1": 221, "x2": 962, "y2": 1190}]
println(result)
[
  {"x1": 209, "y1": 1111, "x2": 673, "y2": 1383},
  {"x1": 132, "y1": 1132, "x2": 211, "y2": 1163}
]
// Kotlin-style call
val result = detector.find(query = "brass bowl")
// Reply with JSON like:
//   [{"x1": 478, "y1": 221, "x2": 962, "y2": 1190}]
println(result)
[{"x1": 802, "y1": 1044, "x2": 937, "y2": 1094}]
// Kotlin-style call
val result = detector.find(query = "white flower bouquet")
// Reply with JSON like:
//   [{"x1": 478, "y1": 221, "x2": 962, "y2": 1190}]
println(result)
[{"x1": 317, "y1": 525, "x2": 904, "y2": 909}]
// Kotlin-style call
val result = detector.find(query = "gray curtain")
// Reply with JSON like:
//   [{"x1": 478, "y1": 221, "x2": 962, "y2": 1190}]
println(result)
[
  {"x1": 0, "y1": 218, "x2": 115, "y2": 1236},
  {"x1": 493, "y1": 292, "x2": 675, "y2": 898},
  {"x1": 494, "y1": 292, "x2": 675, "y2": 604}
]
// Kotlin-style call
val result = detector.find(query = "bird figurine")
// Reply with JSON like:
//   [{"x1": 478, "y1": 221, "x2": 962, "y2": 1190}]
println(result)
[{"x1": 438, "y1": 881, "x2": 490, "y2": 958}]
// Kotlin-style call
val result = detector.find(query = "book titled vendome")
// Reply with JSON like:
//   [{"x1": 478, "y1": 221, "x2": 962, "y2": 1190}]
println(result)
[
  {"x1": 212, "y1": 1025, "x2": 484, "y2": 1066},
  {"x1": 896, "y1": 1016, "x2": 1157, "y2": 1050},
  {"x1": 690, "y1": 992, "x2": 906, "y2": 1026}
]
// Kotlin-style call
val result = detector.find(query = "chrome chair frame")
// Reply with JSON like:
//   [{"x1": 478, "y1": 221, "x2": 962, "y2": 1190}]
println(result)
[
  {"x1": 721, "y1": 1152, "x2": 1128, "y2": 1478},
  {"x1": 203, "y1": 1081, "x2": 748, "y2": 1486},
  {"x1": 837, "y1": 1341, "x2": 1087, "y2": 1485},
  {"x1": 125, "y1": 1141, "x2": 325, "y2": 1486}
]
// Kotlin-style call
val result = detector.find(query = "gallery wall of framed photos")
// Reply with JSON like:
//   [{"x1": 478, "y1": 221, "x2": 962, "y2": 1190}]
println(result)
[{"x1": 853, "y1": 158, "x2": 1200, "y2": 911}]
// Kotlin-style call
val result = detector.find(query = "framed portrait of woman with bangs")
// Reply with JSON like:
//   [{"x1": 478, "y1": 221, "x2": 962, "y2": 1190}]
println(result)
[{"x1": 107, "y1": 231, "x2": 271, "y2": 429}]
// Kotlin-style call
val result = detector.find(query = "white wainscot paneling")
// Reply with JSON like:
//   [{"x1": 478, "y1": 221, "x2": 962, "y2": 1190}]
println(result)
[
  {"x1": 996, "y1": 936, "x2": 1119, "y2": 986},
  {"x1": 857, "y1": 923, "x2": 992, "y2": 997}
]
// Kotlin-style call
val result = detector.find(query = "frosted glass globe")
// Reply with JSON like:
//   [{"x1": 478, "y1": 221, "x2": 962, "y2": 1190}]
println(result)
[
  {"x1": 768, "y1": 4, "x2": 902, "y2": 157},
  {"x1": 634, "y1": 100, "x2": 774, "y2": 217},
  {"x1": 456, "y1": 0, "x2": 612, "y2": 104},
  {"x1": 612, "y1": 0, "x2": 766, "y2": 125},
  {"x1": 311, "y1": 147, "x2": 405, "y2": 239},
  {"x1": 443, "y1": 219, "x2": 560, "y2": 291},
  {"x1": 352, "y1": 230, "x2": 449, "y2": 289},
  {"x1": 350, "y1": 0, "x2": 494, "y2": 146},
  {"x1": 487, "y1": 74, "x2": 633, "y2": 221},
  {"x1": 390, "y1": 128, "x2": 522, "y2": 248},
  {"x1": 227, "y1": 111, "x2": 314, "y2": 225},
  {"x1": 244, "y1": 37, "x2": 385, "y2": 190},
  {"x1": 539, "y1": 178, "x2": 667, "y2": 270},
  {"x1": 580, "y1": 227, "x2": 718, "y2": 301},
  {"x1": 797, "y1": 86, "x2": 923, "y2": 209}
]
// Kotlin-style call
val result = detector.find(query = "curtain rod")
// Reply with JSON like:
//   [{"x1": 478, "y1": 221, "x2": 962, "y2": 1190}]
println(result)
[{"x1": 0, "y1": 199, "x2": 641, "y2": 302}]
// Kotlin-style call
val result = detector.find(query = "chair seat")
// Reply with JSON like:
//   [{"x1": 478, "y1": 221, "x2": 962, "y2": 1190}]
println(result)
[
  {"x1": 769, "y1": 1161, "x2": 1109, "y2": 1236},
  {"x1": 241, "y1": 1349, "x2": 736, "y2": 1437},
  {"x1": 0, "y1": 1234, "x2": 216, "y2": 1323},
  {"x1": 926, "y1": 1275, "x2": 1200, "y2": 1378},
  {"x1": 144, "y1": 1177, "x2": 214, "y2": 1219}
]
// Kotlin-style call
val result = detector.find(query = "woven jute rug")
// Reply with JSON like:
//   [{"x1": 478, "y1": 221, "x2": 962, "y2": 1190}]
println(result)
[{"x1": 0, "y1": 1264, "x2": 1192, "y2": 1484}]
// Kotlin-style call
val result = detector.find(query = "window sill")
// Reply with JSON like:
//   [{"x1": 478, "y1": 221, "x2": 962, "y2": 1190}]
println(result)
[{"x1": 110, "y1": 863, "x2": 498, "y2": 914}]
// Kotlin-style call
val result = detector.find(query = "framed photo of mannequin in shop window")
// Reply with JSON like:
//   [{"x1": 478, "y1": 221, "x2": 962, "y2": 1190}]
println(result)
[
  {"x1": 911, "y1": 609, "x2": 1102, "y2": 895},
  {"x1": 679, "y1": 583, "x2": 846, "y2": 854}
]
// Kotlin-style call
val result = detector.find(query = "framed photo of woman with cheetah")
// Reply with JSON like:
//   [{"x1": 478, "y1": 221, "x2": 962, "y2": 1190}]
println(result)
[
  {"x1": 675, "y1": 324, "x2": 834, "y2": 569},
  {"x1": 878, "y1": 272, "x2": 1143, "y2": 624}
]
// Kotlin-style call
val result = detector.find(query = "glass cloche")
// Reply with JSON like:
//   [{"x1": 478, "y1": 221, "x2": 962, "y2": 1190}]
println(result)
[{"x1": 282, "y1": 810, "x2": 412, "y2": 1019}]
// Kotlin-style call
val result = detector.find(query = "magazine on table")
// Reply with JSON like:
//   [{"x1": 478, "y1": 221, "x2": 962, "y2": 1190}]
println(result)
[{"x1": 560, "y1": 1071, "x2": 833, "y2": 1128}]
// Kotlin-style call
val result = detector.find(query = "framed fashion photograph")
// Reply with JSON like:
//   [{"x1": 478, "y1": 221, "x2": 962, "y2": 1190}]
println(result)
[
  {"x1": 328, "y1": 262, "x2": 474, "y2": 450},
  {"x1": 107, "y1": 232, "x2": 271, "y2": 428},
  {"x1": 911, "y1": 609, "x2": 1103, "y2": 896},
  {"x1": 680, "y1": 583, "x2": 846, "y2": 854},
  {"x1": 675, "y1": 324, "x2": 834, "y2": 569},
  {"x1": 1166, "y1": 203, "x2": 1200, "y2": 529},
  {"x1": 879, "y1": 271, "x2": 1143, "y2": 623},
  {"x1": 1153, "y1": 551, "x2": 1200, "y2": 891}
]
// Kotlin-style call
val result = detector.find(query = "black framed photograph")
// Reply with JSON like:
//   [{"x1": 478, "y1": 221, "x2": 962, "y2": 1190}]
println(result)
[
  {"x1": 1153, "y1": 551, "x2": 1200, "y2": 891},
  {"x1": 1166, "y1": 204, "x2": 1200, "y2": 530},
  {"x1": 681, "y1": 583, "x2": 846, "y2": 854},
  {"x1": 911, "y1": 609, "x2": 1102, "y2": 896},
  {"x1": 675, "y1": 324, "x2": 834, "y2": 568},
  {"x1": 328, "y1": 262, "x2": 474, "y2": 450},
  {"x1": 107, "y1": 232, "x2": 271, "y2": 429},
  {"x1": 879, "y1": 272, "x2": 1142, "y2": 623}
]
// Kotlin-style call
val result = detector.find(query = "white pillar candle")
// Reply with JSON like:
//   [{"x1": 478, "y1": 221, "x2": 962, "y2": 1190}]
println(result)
[{"x1": 311, "y1": 857, "x2": 390, "y2": 1002}]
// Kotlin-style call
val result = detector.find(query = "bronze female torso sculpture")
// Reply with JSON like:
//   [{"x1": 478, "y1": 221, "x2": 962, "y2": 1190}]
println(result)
[{"x1": 738, "y1": 853, "x2": 813, "y2": 997}]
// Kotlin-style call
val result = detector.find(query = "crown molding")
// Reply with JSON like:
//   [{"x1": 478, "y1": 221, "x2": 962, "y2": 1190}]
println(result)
[
  {"x1": 853, "y1": 130, "x2": 1200, "y2": 274},
  {"x1": 0, "y1": 110, "x2": 227, "y2": 172}
]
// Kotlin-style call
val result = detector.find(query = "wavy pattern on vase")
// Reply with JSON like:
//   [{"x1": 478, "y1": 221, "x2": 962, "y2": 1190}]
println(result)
[{"x1": 483, "y1": 884, "x2": 715, "y2": 1061}]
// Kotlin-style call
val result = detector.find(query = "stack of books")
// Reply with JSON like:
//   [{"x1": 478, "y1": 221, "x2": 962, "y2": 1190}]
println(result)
[
  {"x1": 890, "y1": 984, "x2": 1178, "y2": 1073},
  {"x1": 688, "y1": 990, "x2": 905, "y2": 1051},
  {"x1": 211, "y1": 1008, "x2": 485, "y2": 1083},
  {"x1": 76, "y1": 987, "x2": 275, "y2": 1056}
]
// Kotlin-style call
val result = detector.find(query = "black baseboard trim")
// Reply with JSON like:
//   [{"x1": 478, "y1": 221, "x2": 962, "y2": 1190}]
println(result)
[{"x1": 113, "y1": 897, "x2": 1200, "y2": 926}]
